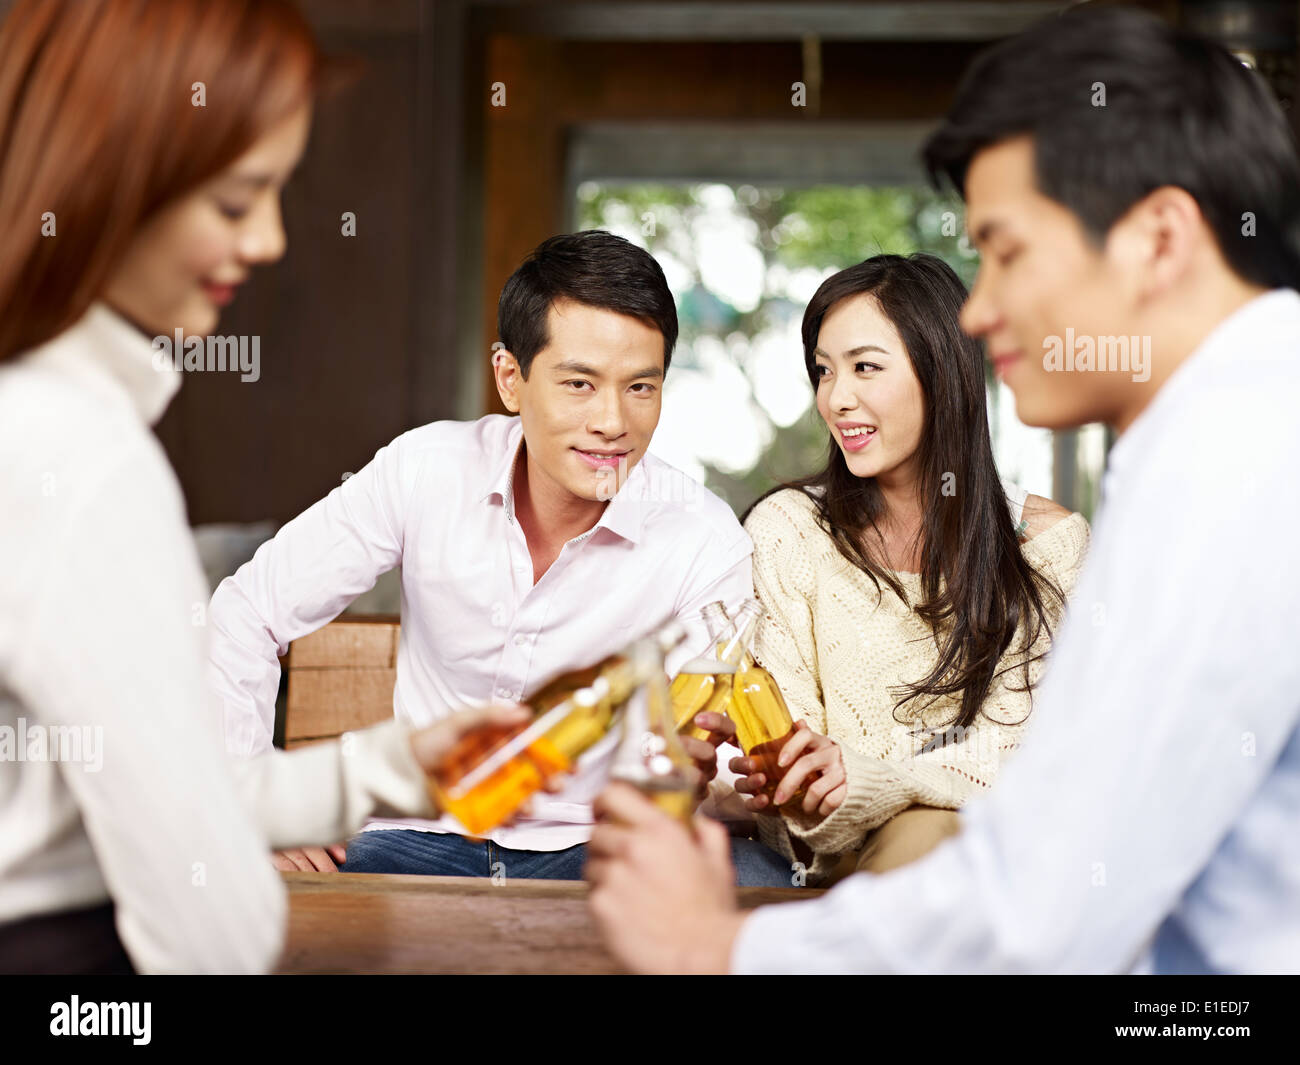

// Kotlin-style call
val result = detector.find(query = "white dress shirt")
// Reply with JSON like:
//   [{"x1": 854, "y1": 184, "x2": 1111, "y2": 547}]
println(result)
[
  {"x1": 209, "y1": 413, "x2": 755, "y2": 850},
  {"x1": 1, "y1": 304, "x2": 443, "y2": 973},
  {"x1": 733, "y1": 288, "x2": 1300, "y2": 974}
]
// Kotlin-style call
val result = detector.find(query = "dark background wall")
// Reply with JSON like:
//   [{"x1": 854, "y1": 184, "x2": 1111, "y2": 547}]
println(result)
[
  {"x1": 154, "y1": 0, "x2": 483, "y2": 525},
  {"x1": 2, "y1": 0, "x2": 1294, "y2": 525}
]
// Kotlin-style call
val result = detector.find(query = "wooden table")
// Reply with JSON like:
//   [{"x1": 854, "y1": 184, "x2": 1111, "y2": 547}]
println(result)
[{"x1": 278, "y1": 871, "x2": 820, "y2": 974}]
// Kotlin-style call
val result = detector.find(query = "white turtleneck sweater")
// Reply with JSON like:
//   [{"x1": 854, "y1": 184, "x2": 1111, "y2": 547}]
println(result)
[{"x1": 0, "y1": 304, "x2": 436, "y2": 974}]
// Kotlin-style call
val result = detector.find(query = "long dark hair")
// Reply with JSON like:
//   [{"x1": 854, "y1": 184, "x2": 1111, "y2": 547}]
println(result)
[{"x1": 743, "y1": 253, "x2": 1064, "y2": 734}]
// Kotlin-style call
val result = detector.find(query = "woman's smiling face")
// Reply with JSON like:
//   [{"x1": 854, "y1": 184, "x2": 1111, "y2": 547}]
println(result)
[
  {"x1": 103, "y1": 102, "x2": 312, "y2": 338},
  {"x1": 813, "y1": 292, "x2": 926, "y2": 486}
]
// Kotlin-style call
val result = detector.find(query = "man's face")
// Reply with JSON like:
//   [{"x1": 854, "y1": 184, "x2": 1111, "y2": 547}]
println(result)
[
  {"x1": 498, "y1": 298, "x2": 665, "y2": 505},
  {"x1": 960, "y1": 136, "x2": 1143, "y2": 429}
]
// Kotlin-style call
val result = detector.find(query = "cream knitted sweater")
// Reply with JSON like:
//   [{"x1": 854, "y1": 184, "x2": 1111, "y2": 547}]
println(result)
[{"x1": 743, "y1": 487, "x2": 1090, "y2": 882}]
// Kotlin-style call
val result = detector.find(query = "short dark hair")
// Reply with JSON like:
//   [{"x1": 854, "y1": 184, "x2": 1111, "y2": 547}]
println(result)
[
  {"x1": 922, "y1": 5, "x2": 1300, "y2": 290},
  {"x1": 497, "y1": 230, "x2": 679, "y2": 378}
]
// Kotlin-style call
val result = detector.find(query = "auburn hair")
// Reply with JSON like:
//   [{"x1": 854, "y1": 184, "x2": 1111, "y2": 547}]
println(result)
[{"x1": 0, "y1": 0, "x2": 333, "y2": 362}]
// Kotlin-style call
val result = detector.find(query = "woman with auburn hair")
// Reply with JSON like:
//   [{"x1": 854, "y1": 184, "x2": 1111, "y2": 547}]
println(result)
[
  {"x1": 0, "y1": 0, "x2": 521, "y2": 975},
  {"x1": 731, "y1": 252, "x2": 1090, "y2": 883}
]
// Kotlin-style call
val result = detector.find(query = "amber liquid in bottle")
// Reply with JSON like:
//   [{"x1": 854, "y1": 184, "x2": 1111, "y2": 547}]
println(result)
[
  {"x1": 428, "y1": 626, "x2": 688, "y2": 837},
  {"x1": 687, "y1": 599, "x2": 819, "y2": 811},
  {"x1": 613, "y1": 644, "x2": 699, "y2": 826},
  {"x1": 640, "y1": 776, "x2": 697, "y2": 825},
  {"x1": 668, "y1": 600, "x2": 740, "y2": 742},
  {"x1": 731, "y1": 664, "x2": 809, "y2": 810},
  {"x1": 526, "y1": 656, "x2": 622, "y2": 713},
  {"x1": 669, "y1": 661, "x2": 736, "y2": 741},
  {"x1": 429, "y1": 721, "x2": 571, "y2": 837},
  {"x1": 430, "y1": 681, "x2": 618, "y2": 836}
]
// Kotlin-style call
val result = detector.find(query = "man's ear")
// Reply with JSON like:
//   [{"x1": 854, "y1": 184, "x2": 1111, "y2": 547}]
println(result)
[
  {"x1": 492, "y1": 345, "x2": 523, "y2": 413},
  {"x1": 1107, "y1": 185, "x2": 1202, "y2": 303}
]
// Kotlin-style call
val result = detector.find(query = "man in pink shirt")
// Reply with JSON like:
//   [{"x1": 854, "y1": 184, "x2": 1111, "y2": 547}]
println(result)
[{"x1": 209, "y1": 230, "x2": 792, "y2": 885}]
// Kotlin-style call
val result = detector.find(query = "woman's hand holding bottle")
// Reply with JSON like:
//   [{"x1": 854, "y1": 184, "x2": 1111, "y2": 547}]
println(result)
[{"x1": 730, "y1": 719, "x2": 847, "y2": 819}]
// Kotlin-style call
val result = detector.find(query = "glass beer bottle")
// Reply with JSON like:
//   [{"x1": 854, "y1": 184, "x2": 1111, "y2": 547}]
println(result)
[
  {"x1": 524, "y1": 621, "x2": 685, "y2": 713},
  {"x1": 703, "y1": 599, "x2": 755, "y2": 667},
  {"x1": 731, "y1": 662, "x2": 810, "y2": 810},
  {"x1": 428, "y1": 624, "x2": 686, "y2": 836},
  {"x1": 710, "y1": 598, "x2": 811, "y2": 811},
  {"x1": 701, "y1": 600, "x2": 733, "y2": 657},
  {"x1": 428, "y1": 686, "x2": 597, "y2": 836},
  {"x1": 611, "y1": 640, "x2": 700, "y2": 825},
  {"x1": 669, "y1": 600, "x2": 757, "y2": 740}
]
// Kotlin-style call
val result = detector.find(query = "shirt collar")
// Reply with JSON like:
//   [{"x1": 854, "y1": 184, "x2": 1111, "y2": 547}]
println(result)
[
  {"x1": 1107, "y1": 287, "x2": 1299, "y2": 483},
  {"x1": 24, "y1": 302, "x2": 181, "y2": 427},
  {"x1": 480, "y1": 417, "x2": 525, "y2": 511},
  {"x1": 479, "y1": 416, "x2": 648, "y2": 544}
]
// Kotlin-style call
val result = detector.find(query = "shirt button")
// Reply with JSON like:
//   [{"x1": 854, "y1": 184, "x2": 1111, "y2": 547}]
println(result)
[{"x1": 514, "y1": 633, "x2": 528, "y2": 646}]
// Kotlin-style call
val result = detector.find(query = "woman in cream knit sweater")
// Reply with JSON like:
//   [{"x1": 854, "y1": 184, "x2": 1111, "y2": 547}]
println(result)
[{"x1": 731, "y1": 254, "x2": 1089, "y2": 884}]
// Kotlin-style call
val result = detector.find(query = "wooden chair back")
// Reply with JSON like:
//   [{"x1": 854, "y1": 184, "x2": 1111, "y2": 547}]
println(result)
[{"x1": 284, "y1": 616, "x2": 399, "y2": 748}]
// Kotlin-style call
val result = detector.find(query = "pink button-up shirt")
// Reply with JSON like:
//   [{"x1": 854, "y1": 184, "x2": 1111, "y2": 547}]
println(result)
[{"x1": 209, "y1": 413, "x2": 753, "y2": 850}]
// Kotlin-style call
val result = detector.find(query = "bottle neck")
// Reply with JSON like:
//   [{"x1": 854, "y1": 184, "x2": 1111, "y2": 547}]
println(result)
[
  {"x1": 701, "y1": 602, "x2": 730, "y2": 641},
  {"x1": 719, "y1": 605, "x2": 760, "y2": 666}
]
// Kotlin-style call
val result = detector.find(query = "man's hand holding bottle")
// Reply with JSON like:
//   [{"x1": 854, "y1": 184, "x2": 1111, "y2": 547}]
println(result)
[
  {"x1": 271, "y1": 702, "x2": 531, "y2": 873},
  {"x1": 677, "y1": 709, "x2": 736, "y2": 800}
]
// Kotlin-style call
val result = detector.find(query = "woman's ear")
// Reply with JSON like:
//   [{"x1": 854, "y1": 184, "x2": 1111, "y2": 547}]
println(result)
[{"x1": 492, "y1": 345, "x2": 523, "y2": 413}]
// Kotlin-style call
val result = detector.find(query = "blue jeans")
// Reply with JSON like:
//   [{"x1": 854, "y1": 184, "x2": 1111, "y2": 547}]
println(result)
[{"x1": 339, "y1": 829, "x2": 799, "y2": 887}]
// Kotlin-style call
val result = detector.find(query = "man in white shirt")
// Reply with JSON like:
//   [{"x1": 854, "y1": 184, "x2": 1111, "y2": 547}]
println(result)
[
  {"x1": 585, "y1": 6, "x2": 1300, "y2": 973},
  {"x1": 209, "y1": 231, "x2": 792, "y2": 884}
]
